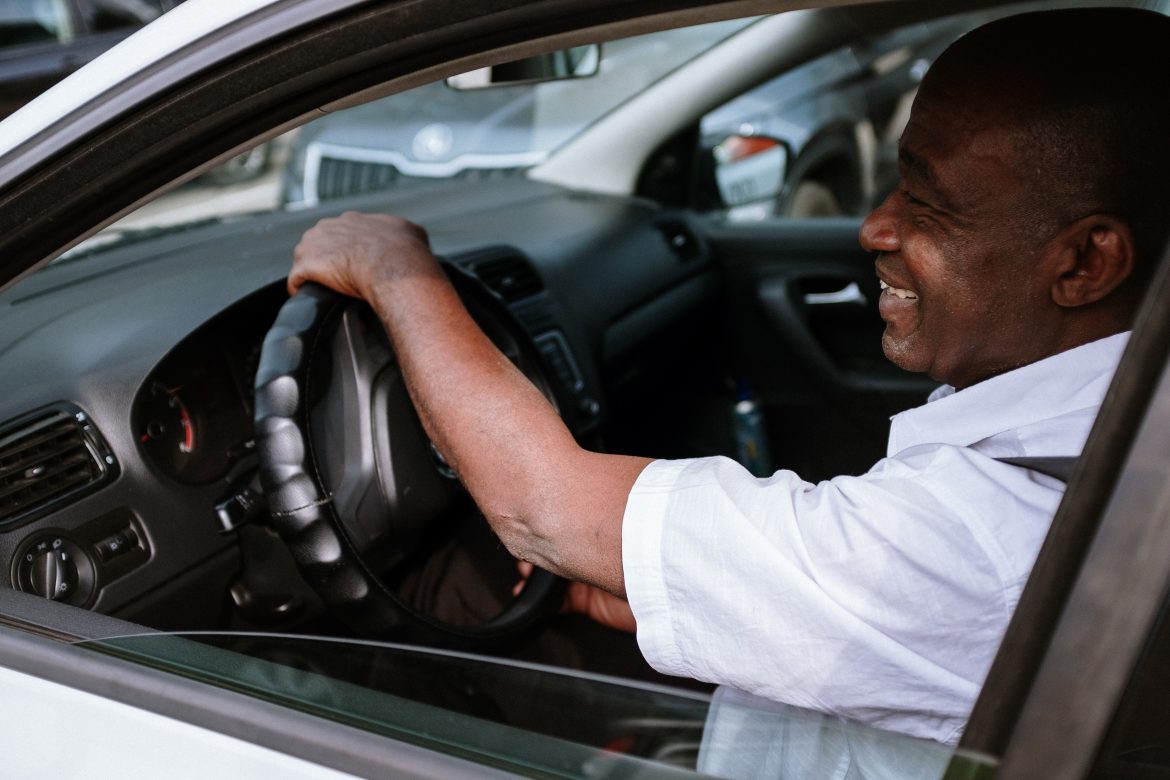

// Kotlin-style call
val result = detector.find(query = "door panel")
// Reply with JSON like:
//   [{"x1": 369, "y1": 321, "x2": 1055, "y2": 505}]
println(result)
[{"x1": 705, "y1": 216, "x2": 935, "y2": 481}]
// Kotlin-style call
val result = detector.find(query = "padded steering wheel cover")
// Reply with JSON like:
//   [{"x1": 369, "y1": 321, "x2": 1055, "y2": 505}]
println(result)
[{"x1": 254, "y1": 278, "x2": 562, "y2": 644}]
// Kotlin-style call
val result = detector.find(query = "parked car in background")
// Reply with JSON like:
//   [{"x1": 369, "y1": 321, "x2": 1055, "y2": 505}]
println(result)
[
  {"x1": 699, "y1": 13, "x2": 984, "y2": 217},
  {"x1": 279, "y1": 20, "x2": 758, "y2": 208},
  {"x1": 0, "y1": 0, "x2": 274, "y2": 183},
  {"x1": 0, "y1": 0, "x2": 181, "y2": 119}
]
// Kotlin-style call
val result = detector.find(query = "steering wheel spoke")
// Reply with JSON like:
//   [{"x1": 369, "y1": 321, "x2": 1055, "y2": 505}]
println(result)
[{"x1": 311, "y1": 305, "x2": 458, "y2": 572}]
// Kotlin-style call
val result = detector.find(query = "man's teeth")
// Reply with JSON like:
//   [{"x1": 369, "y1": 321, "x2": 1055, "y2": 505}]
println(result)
[{"x1": 879, "y1": 280, "x2": 918, "y2": 300}]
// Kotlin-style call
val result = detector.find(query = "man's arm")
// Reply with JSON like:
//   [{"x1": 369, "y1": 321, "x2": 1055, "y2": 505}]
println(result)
[{"x1": 289, "y1": 212, "x2": 650, "y2": 597}]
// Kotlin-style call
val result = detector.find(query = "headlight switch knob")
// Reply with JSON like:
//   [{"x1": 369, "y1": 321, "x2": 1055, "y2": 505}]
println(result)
[
  {"x1": 30, "y1": 546, "x2": 76, "y2": 600},
  {"x1": 14, "y1": 536, "x2": 93, "y2": 605}
]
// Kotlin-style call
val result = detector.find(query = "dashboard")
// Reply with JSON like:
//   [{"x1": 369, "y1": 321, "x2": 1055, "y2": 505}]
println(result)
[{"x1": 0, "y1": 177, "x2": 718, "y2": 630}]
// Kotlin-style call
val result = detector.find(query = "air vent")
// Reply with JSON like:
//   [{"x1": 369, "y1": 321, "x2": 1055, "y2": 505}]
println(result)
[
  {"x1": 466, "y1": 254, "x2": 545, "y2": 303},
  {"x1": 0, "y1": 406, "x2": 116, "y2": 527}
]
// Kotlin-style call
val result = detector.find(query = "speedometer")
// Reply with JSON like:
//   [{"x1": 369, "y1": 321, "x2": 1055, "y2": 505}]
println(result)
[
  {"x1": 130, "y1": 284, "x2": 287, "y2": 485},
  {"x1": 137, "y1": 382, "x2": 200, "y2": 479}
]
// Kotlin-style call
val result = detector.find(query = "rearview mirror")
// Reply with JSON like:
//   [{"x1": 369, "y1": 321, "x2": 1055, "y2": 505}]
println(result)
[
  {"x1": 447, "y1": 45, "x2": 601, "y2": 89},
  {"x1": 712, "y1": 135, "x2": 788, "y2": 208}
]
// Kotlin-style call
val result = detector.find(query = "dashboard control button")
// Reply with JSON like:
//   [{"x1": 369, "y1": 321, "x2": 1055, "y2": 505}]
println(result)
[
  {"x1": 578, "y1": 396, "x2": 601, "y2": 417},
  {"x1": 15, "y1": 536, "x2": 92, "y2": 604},
  {"x1": 95, "y1": 527, "x2": 139, "y2": 561},
  {"x1": 96, "y1": 532, "x2": 128, "y2": 561},
  {"x1": 30, "y1": 547, "x2": 75, "y2": 600}
]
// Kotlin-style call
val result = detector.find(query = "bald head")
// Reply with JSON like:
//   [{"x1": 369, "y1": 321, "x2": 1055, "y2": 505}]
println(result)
[{"x1": 922, "y1": 8, "x2": 1170, "y2": 287}]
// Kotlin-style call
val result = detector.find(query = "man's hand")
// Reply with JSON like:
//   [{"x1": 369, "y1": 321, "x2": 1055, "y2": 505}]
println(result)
[
  {"x1": 289, "y1": 212, "x2": 439, "y2": 299},
  {"x1": 515, "y1": 562, "x2": 637, "y2": 633}
]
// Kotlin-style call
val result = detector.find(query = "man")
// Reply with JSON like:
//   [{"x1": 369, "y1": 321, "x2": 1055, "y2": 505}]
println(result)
[{"x1": 287, "y1": 8, "x2": 1170, "y2": 746}]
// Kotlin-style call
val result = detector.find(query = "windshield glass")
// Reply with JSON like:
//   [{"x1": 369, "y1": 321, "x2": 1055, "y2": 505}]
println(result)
[
  {"x1": 284, "y1": 17, "x2": 757, "y2": 209},
  {"x1": 77, "y1": 632, "x2": 977, "y2": 778},
  {"x1": 59, "y1": 16, "x2": 756, "y2": 259}
]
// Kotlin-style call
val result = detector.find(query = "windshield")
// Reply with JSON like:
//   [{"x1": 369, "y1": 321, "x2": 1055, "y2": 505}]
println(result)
[
  {"x1": 77, "y1": 631, "x2": 978, "y2": 778},
  {"x1": 284, "y1": 17, "x2": 757, "y2": 208},
  {"x1": 60, "y1": 16, "x2": 756, "y2": 259}
]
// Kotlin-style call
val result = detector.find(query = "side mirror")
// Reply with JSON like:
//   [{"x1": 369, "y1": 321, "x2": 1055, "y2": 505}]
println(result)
[
  {"x1": 447, "y1": 45, "x2": 601, "y2": 89},
  {"x1": 711, "y1": 135, "x2": 788, "y2": 208}
]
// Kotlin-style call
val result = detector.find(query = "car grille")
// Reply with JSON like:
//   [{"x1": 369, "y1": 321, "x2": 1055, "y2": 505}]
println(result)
[
  {"x1": 315, "y1": 158, "x2": 402, "y2": 201},
  {"x1": 312, "y1": 157, "x2": 529, "y2": 202}
]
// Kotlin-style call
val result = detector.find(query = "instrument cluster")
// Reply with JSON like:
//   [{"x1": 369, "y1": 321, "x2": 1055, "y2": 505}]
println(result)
[{"x1": 131, "y1": 286, "x2": 285, "y2": 486}]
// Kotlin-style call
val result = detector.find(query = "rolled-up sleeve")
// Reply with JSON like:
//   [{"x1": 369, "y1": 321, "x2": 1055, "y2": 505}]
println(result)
[{"x1": 621, "y1": 450, "x2": 1059, "y2": 744}]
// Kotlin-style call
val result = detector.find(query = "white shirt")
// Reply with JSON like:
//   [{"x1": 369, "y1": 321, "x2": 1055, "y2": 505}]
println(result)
[{"x1": 622, "y1": 332, "x2": 1128, "y2": 746}]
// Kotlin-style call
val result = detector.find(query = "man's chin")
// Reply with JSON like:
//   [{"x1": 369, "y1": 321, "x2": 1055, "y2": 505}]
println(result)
[{"x1": 881, "y1": 332, "x2": 930, "y2": 376}]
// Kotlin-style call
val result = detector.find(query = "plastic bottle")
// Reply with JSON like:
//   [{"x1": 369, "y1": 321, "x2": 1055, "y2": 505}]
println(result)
[{"x1": 732, "y1": 381, "x2": 773, "y2": 477}]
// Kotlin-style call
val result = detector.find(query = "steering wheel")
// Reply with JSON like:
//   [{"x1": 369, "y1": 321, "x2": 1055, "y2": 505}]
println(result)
[{"x1": 253, "y1": 264, "x2": 562, "y2": 645}]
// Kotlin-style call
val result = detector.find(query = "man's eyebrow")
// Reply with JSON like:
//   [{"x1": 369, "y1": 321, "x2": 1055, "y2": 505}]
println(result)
[
  {"x1": 898, "y1": 147, "x2": 957, "y2": 210},
  {"x1": 899, "y1": 147, "x2": 939, "y2": 190}
]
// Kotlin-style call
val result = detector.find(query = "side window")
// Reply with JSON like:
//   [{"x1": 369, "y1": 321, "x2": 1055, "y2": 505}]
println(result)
[
  {"x1": 697, "y1": 15, "x2": 983, "y2": 222},
  {"x1": 77, "y1": 0, "x2": 164, "y2": 35},
  {"x1": 0, "y1": 0, "x2": 72, "y2": 48}
]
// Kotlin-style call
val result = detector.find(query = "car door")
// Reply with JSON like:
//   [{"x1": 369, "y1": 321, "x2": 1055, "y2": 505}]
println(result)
[
  {"x1": 66, "y1": 0, "x2": 171, "y2": 74},
  {"x1": 703, "y1": 216, "x2": 932, "y2": 481}
]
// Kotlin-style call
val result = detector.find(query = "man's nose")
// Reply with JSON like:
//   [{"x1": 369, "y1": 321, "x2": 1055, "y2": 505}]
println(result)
[{"x1": 859, "y1": 192, "x2": 899, "y2": 253}]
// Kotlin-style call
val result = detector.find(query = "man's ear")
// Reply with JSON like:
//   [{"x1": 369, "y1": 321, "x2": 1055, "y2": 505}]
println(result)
[{"x1": 1048, "y1": 214, "x2": 1135, "y2": 308}]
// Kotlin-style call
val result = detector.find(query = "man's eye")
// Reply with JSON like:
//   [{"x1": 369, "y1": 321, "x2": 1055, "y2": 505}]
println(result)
[{"x1": 903, "y1": 190, "x2": 929, "y2": 207}]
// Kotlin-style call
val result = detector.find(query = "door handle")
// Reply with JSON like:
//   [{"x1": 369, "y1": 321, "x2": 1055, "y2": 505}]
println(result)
[{"x1": 802, "y1": 281, "x2": 867, "y2": 306}]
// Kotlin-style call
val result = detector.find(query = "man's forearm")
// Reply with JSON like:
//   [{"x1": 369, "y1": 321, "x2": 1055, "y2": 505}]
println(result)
[
  {"x1": 365, "y1": 269, "x2": 648, "y2": 596},
  {"x1": 288, "y1": 212, "x2": 648, "y2": 597}
]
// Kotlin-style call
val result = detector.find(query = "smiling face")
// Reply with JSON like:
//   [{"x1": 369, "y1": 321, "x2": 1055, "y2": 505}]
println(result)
[{"x1": 859, "y1": 79, "x2": 1070, "y2": 389}]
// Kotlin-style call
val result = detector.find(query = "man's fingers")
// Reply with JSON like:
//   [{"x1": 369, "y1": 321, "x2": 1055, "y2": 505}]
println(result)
[
  {"x1": 564, "y1": 581, "x2": 637, "y2": 633},
  {"x1": 288, "y1": 211, "x2": 439, "y2": 301},
  {"x1": 512, "y1": 559, "x2": 536, "y2": 597},
  {"x1": 511, "y1": 562, "x2": 635, "y2": 631}
]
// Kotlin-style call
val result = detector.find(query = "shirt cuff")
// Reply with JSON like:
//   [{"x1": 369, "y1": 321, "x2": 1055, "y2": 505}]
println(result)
[{"x1": 622, "y1": 457, "x2": 694, "y2": 677}]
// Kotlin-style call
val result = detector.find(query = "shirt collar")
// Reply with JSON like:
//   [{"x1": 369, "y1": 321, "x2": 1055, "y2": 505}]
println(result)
[{"x1": 887, "y1": 332, "x2": 1130, "y2": 457}]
